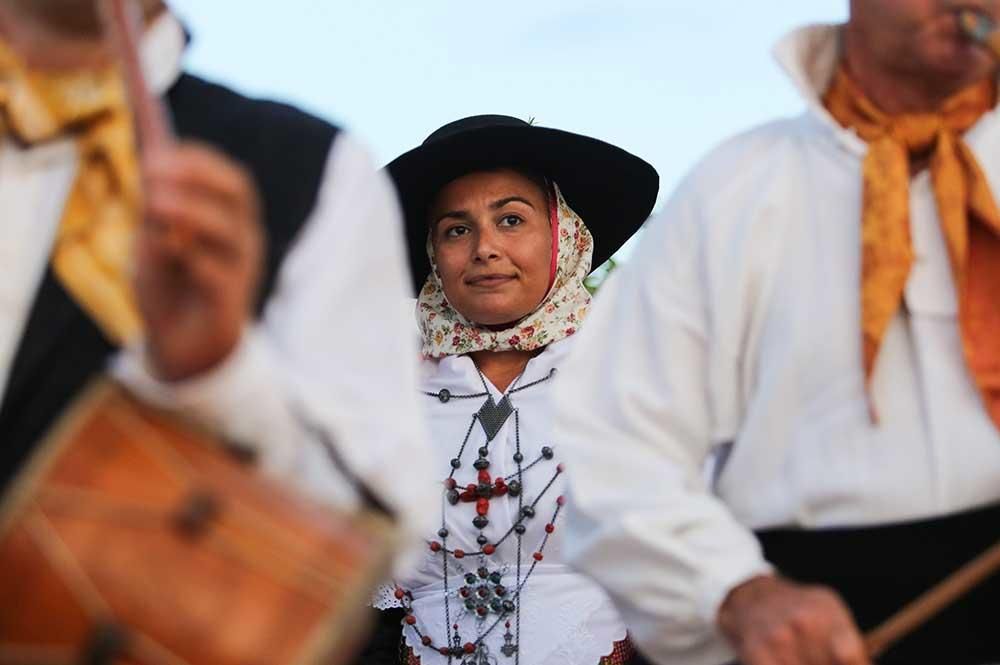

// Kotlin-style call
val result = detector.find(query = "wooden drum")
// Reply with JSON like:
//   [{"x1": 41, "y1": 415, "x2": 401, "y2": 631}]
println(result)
[{"x1": 0, "y1": 380, "x2": 395, "y2": 665}]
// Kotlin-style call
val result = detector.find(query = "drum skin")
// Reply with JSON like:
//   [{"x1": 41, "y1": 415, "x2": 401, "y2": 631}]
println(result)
[{"x1": 0, "y1": 380, "x2": 395, "y2": 665}]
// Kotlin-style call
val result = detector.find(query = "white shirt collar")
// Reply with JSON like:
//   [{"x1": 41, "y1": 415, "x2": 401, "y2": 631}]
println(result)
[
  {"x1": 141, "y1": 9, "x2": 186, "y2": 96},
  {"x1": 773, "y1": 22, "x2": 1000, "y2": 155},
  {"x1": 421, "y1": 337, "x2": 574, "y2": 397},
  {"x1": 772, "y1": 24, "x2": 841, "y2": 110},
  {"x1": 772, "y1": 23, "x2": 867, "y2": 155}
]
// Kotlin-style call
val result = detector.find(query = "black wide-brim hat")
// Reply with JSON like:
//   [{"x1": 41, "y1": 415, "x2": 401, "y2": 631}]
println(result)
[{"x1": 387, "y1": 114, "x2": 659, "y2": 293}]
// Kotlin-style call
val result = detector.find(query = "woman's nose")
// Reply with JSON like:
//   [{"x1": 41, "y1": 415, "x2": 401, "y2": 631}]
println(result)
[{"x1": 473, "y1": 227, "x2": 502, "y2": 261}]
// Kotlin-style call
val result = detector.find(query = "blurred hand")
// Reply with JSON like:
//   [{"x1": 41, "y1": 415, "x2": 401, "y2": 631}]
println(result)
[
  {"x1": 717, "y1": 574, "x2": 870, "y2": 665},
  {"x1": 135, "y1": 142, "x2": 264, "y2": 382}
]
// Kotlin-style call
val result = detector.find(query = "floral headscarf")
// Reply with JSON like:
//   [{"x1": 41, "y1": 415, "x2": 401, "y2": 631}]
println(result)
[{"x1": 417, "y1": 182, "x2": 594, "y2": 358}]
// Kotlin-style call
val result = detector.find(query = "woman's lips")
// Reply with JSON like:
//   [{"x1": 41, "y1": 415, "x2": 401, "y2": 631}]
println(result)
[{"x1": 466, "y1": 274, "x2": 515, "y2": 287}]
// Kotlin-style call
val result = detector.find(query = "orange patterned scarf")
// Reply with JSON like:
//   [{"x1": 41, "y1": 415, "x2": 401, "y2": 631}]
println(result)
[
  {"x1": 0, "y1": 37, "x2": 142, "y2": 344},
  {"x1": 824, "y1": 67, "x2": 1000, "y2": 430}
]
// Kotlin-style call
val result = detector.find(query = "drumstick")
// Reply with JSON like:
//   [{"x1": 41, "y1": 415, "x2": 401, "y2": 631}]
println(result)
[
  {"x1": 98, "y1": 0, "x2": 191, "y2": 250},
  {"x1": 864, "y1": 537, "x2": 1000, "y2": 657},
  {"x1": 958, "y1": 9, "x2": 1000, "y2": 60},
  {"x1": 98, "y1": 0, "x2": 172, "y2": 152}
]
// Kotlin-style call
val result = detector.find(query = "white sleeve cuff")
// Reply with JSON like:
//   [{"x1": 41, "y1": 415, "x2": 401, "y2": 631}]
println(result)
[
  {"x1": 110, "y1": 326, "x2": 288, "y2": 454},
  {"x1": 112, "y1": 326, "x2": 254, "y2": 407},
  {"x1": 697, "y1": 554, "x2": 774, "y2": 626}
]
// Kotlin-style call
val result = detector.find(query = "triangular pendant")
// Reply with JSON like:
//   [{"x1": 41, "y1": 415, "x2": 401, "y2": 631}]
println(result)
[{"x1": 476, "y1": 394, "x2": 514, "y2": 441}]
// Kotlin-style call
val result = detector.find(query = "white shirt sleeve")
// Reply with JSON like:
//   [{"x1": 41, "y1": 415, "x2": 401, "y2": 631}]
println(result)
[
  {"x1": 113, "y1": 133, "x2": 437, "y2": 553},
  {"x1": 553, "y1": 192, "x2": 772, "y2": 665}
]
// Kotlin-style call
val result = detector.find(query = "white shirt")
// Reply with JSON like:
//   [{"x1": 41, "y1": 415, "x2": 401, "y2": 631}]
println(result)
[
  {"x1": 378, "y1": 338, "x2": 627, "y2": 665},
  {"x1": 0, "y1": 12, "x2": 436, "y2": 548},
  {"x1": 554, "y1": 24, "x2": 1000, "y2": 665}
]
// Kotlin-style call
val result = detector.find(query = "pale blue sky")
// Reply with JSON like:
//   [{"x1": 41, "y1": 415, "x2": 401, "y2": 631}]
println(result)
[{"x1": 168, "y1": 1, "x2": 847, "y2": 253}]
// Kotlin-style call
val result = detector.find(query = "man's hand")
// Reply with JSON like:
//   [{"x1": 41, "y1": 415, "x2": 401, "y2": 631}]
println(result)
[
  {"x1": 717, "y1": 574, "x2": 871, "y2": 665},
  {"x1": 135, "y1": 143, "x2": 264, "y2": 382}
]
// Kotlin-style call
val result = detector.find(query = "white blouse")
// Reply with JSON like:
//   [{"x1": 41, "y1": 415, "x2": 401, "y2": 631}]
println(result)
[{"x1": 378, "y1": 338, "x2": 627, "y2": 665}]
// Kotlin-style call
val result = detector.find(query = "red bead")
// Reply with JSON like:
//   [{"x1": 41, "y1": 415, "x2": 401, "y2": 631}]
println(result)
[
  {"x1": 477, "y1": 606, "x2": 487, "y2": 616},
  {"x1": 405, "y1": 614, "x2": 416, "y2": 625},
  {"x1": 464, "y1": 643, "x2": 476, "y2": 654},
  {"x1": 422, "y1": 636, "x2": 432, "y2": 646},
  {"x1": 444, "y1": 478, "x2": 457, "y2": 490},
  {"x1": 466, "y1": 483, "x2": 477, "y2": 493},
  {"x1": 545, "y1": 524, "x2": 555, "y2": 533},
  {"x1": 429, "y1": 541, "x2": 441, "y2": 552},
  {"x1": 454, "y1": 549, "x2": 465, "y2": 559},
  {"x1": 494, "y1": 477, "x2": 506, "y2": 487},
  {"x1": 483, "y1": 544, "x2": 496, "y2": 555},
  {"x1": 439, "y1": 647, "x2": 450, "y2": 656},
  {"x1": 533, "y1": 552, "x2": 544, "y2": 561},
  {"x1": 476, "y1": 498, "x2": 489, "y2": 516},
  {"x1": 557, "y1": 495, "x2": 566, "y2": 506},
  {"x1": 394, "y1": 588, "x2": 405, "y2": 599},
  {"x1": 460, "y1": 587, "x2": 470, "y2": 597},
  {"x1": 557, "y1": 464, "x2": 565, "y2": 473},
  {"x1": 478, "y1": 469, "x2": 491, "y2": 483}
]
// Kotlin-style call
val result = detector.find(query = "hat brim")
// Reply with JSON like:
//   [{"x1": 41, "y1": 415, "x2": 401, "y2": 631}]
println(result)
[{"x1": 387, "y1": 125, "x2": 659, "y2": 294}]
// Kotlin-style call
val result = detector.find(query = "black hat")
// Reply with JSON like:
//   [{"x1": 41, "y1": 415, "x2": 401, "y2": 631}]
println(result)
[{"x1": 387, "y1": 114, "x2": 659, "y2": 293}]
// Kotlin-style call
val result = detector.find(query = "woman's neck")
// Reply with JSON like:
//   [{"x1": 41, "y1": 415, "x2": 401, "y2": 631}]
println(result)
[{"x1": 468, "y1": 349, "x2": 540, "y2": 393}]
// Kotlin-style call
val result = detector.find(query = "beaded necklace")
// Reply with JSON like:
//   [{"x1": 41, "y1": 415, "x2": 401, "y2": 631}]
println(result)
[{"x1": 396, "y1": 365, "x2": 562, "y2": 664}]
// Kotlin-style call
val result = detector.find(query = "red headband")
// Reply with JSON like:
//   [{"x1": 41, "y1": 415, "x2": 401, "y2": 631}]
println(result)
[{"x1": 547, "y1": 181, "x2": 559, "y2": 291}]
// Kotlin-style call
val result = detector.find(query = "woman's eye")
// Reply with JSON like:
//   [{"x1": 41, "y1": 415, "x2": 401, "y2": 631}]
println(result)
[
  {"x1": 499, "y1": 215, "x2": 522, "y2": 227},
  {"x1": 444, "y1": 225, "x2": 469, "y2": 238}
]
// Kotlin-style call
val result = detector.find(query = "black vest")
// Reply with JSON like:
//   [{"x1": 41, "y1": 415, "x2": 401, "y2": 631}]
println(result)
[{"x1": 0, "y1": 73, "x2": 339, "y2": 493}]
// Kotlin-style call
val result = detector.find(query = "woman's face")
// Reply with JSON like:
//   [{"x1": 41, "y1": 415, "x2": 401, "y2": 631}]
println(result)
[{"x1": 429, "y1": 169, "x2": 552, "y2": 326}]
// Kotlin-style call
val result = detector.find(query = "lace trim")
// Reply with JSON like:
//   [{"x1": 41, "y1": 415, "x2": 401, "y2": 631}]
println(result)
[
  {"x1": 372, "y1": 582, "x2": 405, "y2": 610},
  {"x1": 599, "y1": 637, "x2": 637, "y2": 664},
  {"x1": 405, "y1": 636, "x2": 638, "y2": 665}
]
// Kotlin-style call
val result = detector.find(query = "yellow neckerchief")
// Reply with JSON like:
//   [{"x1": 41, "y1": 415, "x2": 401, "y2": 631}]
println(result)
[
  {"x1": 0, "y1": 36, "x2": 141, "y2": 343},
  {"x1": 824, "y1": 66, "x2": 1000, "y2": 430}
]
